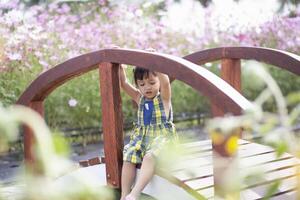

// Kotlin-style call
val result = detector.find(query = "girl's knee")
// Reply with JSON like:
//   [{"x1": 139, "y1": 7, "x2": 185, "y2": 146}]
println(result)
[{"x1": 143, "y1": 153, "x2": 155, "y2": 162}]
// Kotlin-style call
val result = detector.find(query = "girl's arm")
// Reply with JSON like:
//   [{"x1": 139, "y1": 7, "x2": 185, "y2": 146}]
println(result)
[
  {"x1": 157, "y1": 72, "x2": 171, "y2": 102},
  {"x1": 119, "y1": 65, "x2": 141, "y2": 104},
  {"x1": 157, "y1": 72, "x2": 172, "y2": 118},
  {"x1": 144, "y1": 48, "x2": 171, "y2": 102}
]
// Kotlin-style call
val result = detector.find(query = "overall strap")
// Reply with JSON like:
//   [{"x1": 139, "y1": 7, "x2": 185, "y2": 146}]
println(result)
[
  {"x1": 152, "y1": 95, "x2": 164, "y2": 124},
  {"x1": 137, "y1": 96, "x2": 145, "y2": 126}
]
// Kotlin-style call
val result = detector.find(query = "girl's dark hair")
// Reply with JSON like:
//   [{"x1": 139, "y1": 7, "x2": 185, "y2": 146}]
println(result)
[{"x1": 133, "y1": 67, "x2": 156, "y2": 85}]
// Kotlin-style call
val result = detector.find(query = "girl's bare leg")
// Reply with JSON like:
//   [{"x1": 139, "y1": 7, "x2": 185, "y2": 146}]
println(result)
[
  {"x1": 126, "y1": 154, "x2": 155, "y2": 200},
  {"x1": 120, "y1": 161, "x2": 137, "y2": 200}
]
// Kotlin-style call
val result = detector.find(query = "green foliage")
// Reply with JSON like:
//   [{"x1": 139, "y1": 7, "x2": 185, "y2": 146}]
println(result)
[
  {"x1": 52, "y1": 132, "x2": 71, "y2": 156},
  {"x1": 262, "y1": 181, "x2": 281, "y2": 200},
  {"x1": 241, "y1": 61, "x2": 300, "y2": 113},
  {"x1": 45, "y1": 70, "x2": 102, "y2": 129},
  {"x1": 0, "y1": 104, "x2": 115, "y2": 200},
  {"x1": 0, "y1": 106, "x2": 19, "y2": 153},
  {"x1": 0, "y1": 66, "x2": 41, "y2": 106},
  {"x1": 172, "y1": 80, "x2": 210, "y2": 114}
]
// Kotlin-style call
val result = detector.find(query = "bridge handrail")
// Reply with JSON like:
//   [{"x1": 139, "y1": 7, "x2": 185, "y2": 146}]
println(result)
[
  {"x1": 17, "y1": 48, "x2": 252, "y2": 115},
  {"x1": 184, "y1": 46, "x2": 300, "y2": 75}
]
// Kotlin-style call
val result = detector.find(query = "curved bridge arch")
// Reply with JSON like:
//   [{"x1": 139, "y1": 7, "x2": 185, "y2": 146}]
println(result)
[
  {"x1": 17, "y1": 48, "x2": 252, "y2": 113},
  {"x1": 184, "y1": 46, "x2": 300, "y2": 75}
]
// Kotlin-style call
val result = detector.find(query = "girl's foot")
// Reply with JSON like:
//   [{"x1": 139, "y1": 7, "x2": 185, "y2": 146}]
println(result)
[
  {"x1": 120, "y1": 194, "x2": 128, "y2": 200},
  {"x1": 125, "y1": 193, "x2": 138, "y2": 200},
  {"x1": 120, "y1": 197, "x2": 126, "y2": 200}
]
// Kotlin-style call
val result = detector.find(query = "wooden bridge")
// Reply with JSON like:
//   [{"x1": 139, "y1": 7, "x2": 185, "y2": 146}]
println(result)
[{"x1": 17, "y1": 47, "x2": 300, "y2": 199}]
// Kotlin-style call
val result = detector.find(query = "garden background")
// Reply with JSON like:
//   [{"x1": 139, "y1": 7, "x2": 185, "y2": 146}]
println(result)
[
  {"x1": 0, "y1": 1, "x2": 300, "y2": 199},
  {"x1": 0, "y1": 0, "x2": 299, "y2": 139}
]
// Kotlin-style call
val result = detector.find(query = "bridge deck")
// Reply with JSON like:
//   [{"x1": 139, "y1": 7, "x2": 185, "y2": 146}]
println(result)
[
  {"x1": 80, "y1": 139, "x2": 299, "y2": 199},
  {"x1": 168, "y1": 139, "x2": 299, "y2": 199}
]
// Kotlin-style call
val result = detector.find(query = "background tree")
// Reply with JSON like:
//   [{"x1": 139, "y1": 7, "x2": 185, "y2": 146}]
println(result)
[{"x1": 195, "y1": 0, "x2": 299, "y2": 16}]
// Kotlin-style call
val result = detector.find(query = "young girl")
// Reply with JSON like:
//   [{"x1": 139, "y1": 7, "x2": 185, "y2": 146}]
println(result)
[{"x1": 119, "y1": 65, "x2": 177, "y2": 200}]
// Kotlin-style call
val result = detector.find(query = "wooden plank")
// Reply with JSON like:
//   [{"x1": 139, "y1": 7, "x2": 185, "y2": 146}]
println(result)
[
  {"x1": 201, "y1": 182, "x2": 297, "y2": 200},
  {"x1": 99, "y1": 62, "x2": 124, "y2": 188},
  {"x1": 257, "y1": 190, "x2": 296, "y2": 200},
  {"x1": 246, "y1": 157, "x2": 299, "y2": 173},
  {"x1": 183, "y1": 142, "x2": 274, "y2": 161},
  {"x1": 156, "y1": 169, "x2": 207, "y2": 200},
  {"x1": 193, "y1": 163, "x2": 299, "y2": 199},
  {"x1": 180, "y1": 140, "x2": 250, "y2": 162},
  {"x1": 167, "y1": 140, "x2": 300, "y2": 199},
  {"x1": 181, "y1": 140, "x2": 212, "y2": 148},
  {"x1": 243, "y1": 177, "x2": 297, "y2": 200},
  {"x1": 198, "y1": 187, "x2": 214, "y2": 199},
  {"x1": 174, "y1": 141, "x2": 277, "y2": 171},
  {"x1": 181, "y1": 139, "x2": 249, "y2": 151},
  {"x1": 187, "y1": 176, "x2": 213, "y2": 191},
  {"x1": 240, "y1": 152, "x2": 293, "y2": 168},
  {"x1": 173, "y1": 157, "x2": 300, "y2": 186},
  {"x1": 173, "y1": 165, "x2": 213, "y2": 181},
  {"x1": 245, "y1": 167, "x2": 299, "y2": 189},
  {"x1": 172, "y1": 156, "x2": 212, "y2": 171}
]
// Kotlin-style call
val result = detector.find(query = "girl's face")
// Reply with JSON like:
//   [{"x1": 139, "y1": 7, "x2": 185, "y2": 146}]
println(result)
[{"x1": 136, "y1": 72, "x2": 160, "y2": 99}]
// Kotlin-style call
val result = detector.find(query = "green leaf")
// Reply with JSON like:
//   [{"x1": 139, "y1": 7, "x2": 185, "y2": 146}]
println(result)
[
  {"x1": 52, "y1": 132, "x2": 70, "y2": 157},
  {"x1": 262, "y1": 180, "x2": 281, "y2": 200},
  {"x1": 275, "y1": 141, "x2": 288, "y2": 157}
]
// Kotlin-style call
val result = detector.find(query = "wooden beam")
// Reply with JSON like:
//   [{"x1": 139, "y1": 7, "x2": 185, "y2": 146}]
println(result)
[
  {"x1": 211, "y1": 59, "x2": 241, "y2": 198},
  {"x1": 210, "y1": 58, "x2": 241, "y2": 117},
  {"x1": 24, "y1": 101, "x2": 44, "y2": 165},
  {"x1": 99, "y1": 62, "x2": 124, "y2": 188},
  {"x1": 221, "y1": 58, "x2": 241, "y2": 93}
]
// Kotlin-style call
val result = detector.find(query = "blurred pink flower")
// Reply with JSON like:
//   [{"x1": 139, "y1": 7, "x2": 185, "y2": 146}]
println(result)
[
  {"x1": 0, "y1": 0, "x2": 19, "y2": 10},
  {"x1": 98, "y1": 0, "x2": 106, "y2": 6},
  {"x1": 57, "y1": 4, "x2": 70, "y2": 14},
  {"x1": 35, "y1": 51, "x2": 43, "y2": 57},
  {"x1": 1, "y1": 0, "x2": 299, "y2": 74},
  {"x1": 39, "y1": 60, "x2": 49, "y2": 69}
]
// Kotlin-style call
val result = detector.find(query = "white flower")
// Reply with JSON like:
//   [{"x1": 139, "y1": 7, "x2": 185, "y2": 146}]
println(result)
[
  {"x1": 68, "y1": 99, "x2": 77, "y2": 107},
  {"x1": 7, "y1": 52, "x2": 22, "y2": 61}
]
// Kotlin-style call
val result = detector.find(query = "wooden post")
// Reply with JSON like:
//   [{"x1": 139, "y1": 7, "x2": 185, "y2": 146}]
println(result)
[
  {"x1": 211, "y1": 130, "x2": 239, "y2": 199},
  {"x1": 221, "y1": 58, "x2": 241, "y2": 93},
  {"x1": 210, "y1": 58, "x2": 241, "y2": 117},
  {"x1": 24, "y1": 101, "x2": 44, "y2": 165},
  {"x1": 212, "y1": 58, "x2": 241, "y2": 198},
  {"x1": 99, "y1": 62, "x2": 124, "y2": 188}
]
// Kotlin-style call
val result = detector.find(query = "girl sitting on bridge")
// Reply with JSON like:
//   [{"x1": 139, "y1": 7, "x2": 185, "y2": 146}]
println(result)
[{"x1": 119, "y1": 64, "x2": 177, "y2": 200}]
